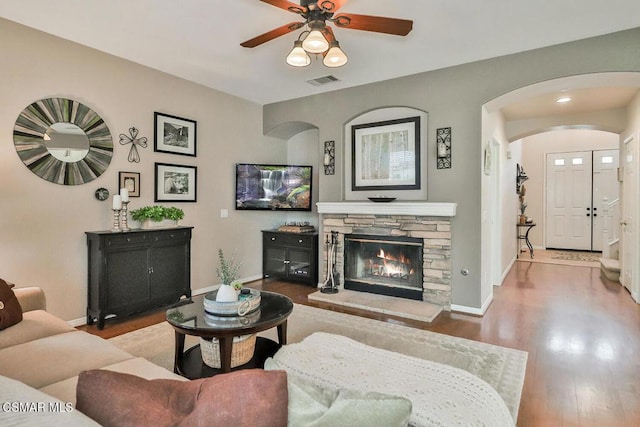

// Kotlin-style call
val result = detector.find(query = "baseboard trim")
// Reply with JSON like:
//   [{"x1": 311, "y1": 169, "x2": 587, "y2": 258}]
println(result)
[{"x1": 451, "y1": 293, "x2": 493, "y2": 316}]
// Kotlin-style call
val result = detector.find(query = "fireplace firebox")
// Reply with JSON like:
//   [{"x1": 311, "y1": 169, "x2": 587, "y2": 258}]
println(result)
[{"x1": 344, "y1": 234, "x2": 423, "y2": 300}]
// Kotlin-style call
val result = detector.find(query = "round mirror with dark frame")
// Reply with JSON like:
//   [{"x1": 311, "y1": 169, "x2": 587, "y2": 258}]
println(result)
[{"x1": 13, "y1": 97, "x2": 113, "y2": 185}]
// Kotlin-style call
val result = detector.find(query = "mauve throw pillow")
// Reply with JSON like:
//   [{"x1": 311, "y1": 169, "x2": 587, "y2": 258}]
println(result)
[
  {"x1": 76, "y1": 369, "x2": 288, "y2": 427},
  {"x1": 0, "y1": 278, "x2": 22, "y2": 330}
]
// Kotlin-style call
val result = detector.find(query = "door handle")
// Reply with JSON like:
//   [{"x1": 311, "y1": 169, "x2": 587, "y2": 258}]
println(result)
[{"x1": 587, "y1": 214, "x2": 590, "y2": 217}]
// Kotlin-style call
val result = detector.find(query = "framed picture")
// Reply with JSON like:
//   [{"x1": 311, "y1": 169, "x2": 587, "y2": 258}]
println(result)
[
  {"x1": 351, "y1": 116, "x2": 421, "y2": 191},
  {"x1": 154, "y1": 163, "x2": 197, "y2": 202},
  {"x1": 154, "y1": 112, "x2": 197, "y2": 157},
  {"x1": 118, "y1": 172, "x2": 141, "y2": 197}
]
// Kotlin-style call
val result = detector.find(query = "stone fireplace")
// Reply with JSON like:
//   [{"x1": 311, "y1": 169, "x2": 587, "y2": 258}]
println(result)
[{"x1": 317, "y1": 202, "x2": 456, "y2": 310}]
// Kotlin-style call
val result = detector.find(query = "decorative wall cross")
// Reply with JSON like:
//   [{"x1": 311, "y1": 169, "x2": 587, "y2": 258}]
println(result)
[{"x1": 119, "y1": 127, "x2": 148, "y2": 163}]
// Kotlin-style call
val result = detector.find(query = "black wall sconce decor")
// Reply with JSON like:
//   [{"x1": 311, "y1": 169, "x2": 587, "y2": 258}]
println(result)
[
  {"x1": 436, "y1": 127, "x2": 451, "y2": 169},
  {"x1": 516, "y1": 163, "x2": 529, "y2": 193},
  {"x1": 323, "y1": 140, "x2": 335, "y2": 175}
]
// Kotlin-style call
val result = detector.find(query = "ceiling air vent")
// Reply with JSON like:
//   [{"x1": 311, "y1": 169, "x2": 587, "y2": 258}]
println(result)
[{"x1": 306, "y1": 75, "x2": 340, "y2": 87}]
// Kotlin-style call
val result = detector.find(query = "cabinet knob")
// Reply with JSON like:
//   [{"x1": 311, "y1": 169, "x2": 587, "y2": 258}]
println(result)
[
  {"x1": 271, "y1": 237, "x2": 276, "y2": 241},
  {"x1": 298, "y1": 239, "x2": 303, "y2": 243},
  {"x1": 126, "y1": 237, "x2": 131, "y2": 242}
]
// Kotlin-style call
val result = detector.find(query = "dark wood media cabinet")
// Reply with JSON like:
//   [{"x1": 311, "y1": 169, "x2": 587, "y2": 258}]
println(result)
[
  {"x1": 262, "y1": 230, "x2": 318, "y2": 286},
  {"x1": 86, "y1": 227, "x2": 193, "y2": 329}
]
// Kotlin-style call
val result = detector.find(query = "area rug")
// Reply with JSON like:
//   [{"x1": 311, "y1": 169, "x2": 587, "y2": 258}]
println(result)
[
  {"x1": 551, "y1": 251, "x2": 600, "y2": 262},
  {"x1": 518, "y1": 249, "x2": 601, "y2": 268},
  {"x1": 109, "y1": 303, "x2": 527, "y2": 420}
]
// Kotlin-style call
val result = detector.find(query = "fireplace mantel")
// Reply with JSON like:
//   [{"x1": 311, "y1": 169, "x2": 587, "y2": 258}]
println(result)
[{"x1": 316, "y1": 201, "x2": 457, "y2": 217}]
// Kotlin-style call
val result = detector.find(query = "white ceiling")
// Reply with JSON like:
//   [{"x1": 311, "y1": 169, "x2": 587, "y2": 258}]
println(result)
[
  {"x1": 502, "y1": 87, "x2": 640, "y2": 121},
  {"x1": 2, "y1": 0, "x2": 640, "y2": 106}
]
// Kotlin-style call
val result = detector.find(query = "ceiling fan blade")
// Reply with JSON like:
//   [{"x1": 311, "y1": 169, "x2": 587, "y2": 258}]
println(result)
[
  {"x1": 260, "y1": 0, "x2": 307, "y2": 15},
  {"x1": 322, "y1": 26, "x2": 337, "y2": 44},
  {"x1": 240, "y1": 22, "x2": 305, "y2": 48},
  {"x1": 333, "y1": 13, "x2": 413, "y2": 36},
  {"x1": 318, "y1": 0, "x2": 346, "y2": 13}
]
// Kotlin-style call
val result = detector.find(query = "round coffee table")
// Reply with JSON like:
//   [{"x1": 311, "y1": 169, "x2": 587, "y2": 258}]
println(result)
[{"x1": 166, "y1": 290, "x2": 293, "y2": 379}]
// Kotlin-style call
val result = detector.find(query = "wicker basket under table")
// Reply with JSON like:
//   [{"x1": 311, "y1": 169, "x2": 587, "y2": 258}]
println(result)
[{"x1": 200, "y1": 334, "x2": 257, "y2": 369}]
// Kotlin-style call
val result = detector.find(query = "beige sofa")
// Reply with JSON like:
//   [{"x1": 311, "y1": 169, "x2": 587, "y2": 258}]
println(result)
[
  {"x1": 0, "y1": 287, "x2": 185, "y2": 425},
  {"x1": 0, "y1": 287, "x2": 412, "y2": 427}
]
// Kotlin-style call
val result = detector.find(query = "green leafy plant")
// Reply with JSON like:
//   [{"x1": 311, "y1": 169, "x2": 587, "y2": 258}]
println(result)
[
  {"x1": 216, "y1": 249, "x2": 243, "y2": 288},
  {"x1": 519, "y1": 201, "x2": 527, "y2": 215},
  {"x1": 130, "y1": 206, "x2": 185, "y2": 222}
]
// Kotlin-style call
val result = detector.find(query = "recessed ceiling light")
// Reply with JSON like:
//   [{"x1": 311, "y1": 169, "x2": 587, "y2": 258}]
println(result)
[{"x1": 556, "y1": 96, "x2": 572, "y2": 103}]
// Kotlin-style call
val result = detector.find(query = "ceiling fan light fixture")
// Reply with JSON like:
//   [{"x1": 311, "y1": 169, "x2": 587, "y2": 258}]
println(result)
[
  {"x1": 323, "y1": 41, "x2": 348, "y2": 67},
  {"x1": 302, "y1": 22, "x2": 329, "y2": 53},
  {"x1": 286, "y1": 40, "x2": 311, "y2": 67}
]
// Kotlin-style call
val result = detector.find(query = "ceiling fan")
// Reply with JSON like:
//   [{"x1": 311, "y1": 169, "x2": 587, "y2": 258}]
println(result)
[{"x1": 240, "y1": 0, "x2": 413, "y2": 68}]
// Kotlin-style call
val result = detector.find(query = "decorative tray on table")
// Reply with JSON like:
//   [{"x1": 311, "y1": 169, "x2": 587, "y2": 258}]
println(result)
[
  {"x1": 203, "y1": 288, "x2": 261, "y2": 317},
  {"x1": 203, "y1": 308, "x2": 262, "y2": 328}
]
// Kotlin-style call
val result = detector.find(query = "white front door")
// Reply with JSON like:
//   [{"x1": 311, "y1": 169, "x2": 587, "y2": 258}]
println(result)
[
  {"x1": 592, "y1": 150, "x2": 620, "y2": 251},
  {"x1": 546, "y1": 152, "x2": 592, "y2": 250}
]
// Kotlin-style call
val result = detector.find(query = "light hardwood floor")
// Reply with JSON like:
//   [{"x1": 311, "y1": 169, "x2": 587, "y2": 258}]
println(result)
[{"x1": 79, "y1": 261, "x2": 640, "y2": 426}]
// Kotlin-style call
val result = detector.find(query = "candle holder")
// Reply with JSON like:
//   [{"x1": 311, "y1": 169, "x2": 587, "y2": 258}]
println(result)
[
  {"x1": 112, "y1": 209, "x2": 122, "y2": 232},
  {"x1": 120, "y1": 201, "x2": 130, "y2": 232}
]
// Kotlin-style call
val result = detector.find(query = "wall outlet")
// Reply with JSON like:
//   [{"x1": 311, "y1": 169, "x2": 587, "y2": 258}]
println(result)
[{"x1": 220, "y1": 209, "x2": 228, "y2": 218}]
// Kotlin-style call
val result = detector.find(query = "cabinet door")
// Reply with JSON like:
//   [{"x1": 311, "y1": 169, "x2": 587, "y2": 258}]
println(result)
[
  {"x1": 287, "y1": 248, "x2": 312, "y2": 280},
  {"x1": 264, "y1": 246, "x2": 287, "y2": 275},
  {"x1": 149, "y1": 242, "x2": 188, "y2": 304},
  {"x1": 105, "y1": 248, "x2": 149, "y2": 310}
]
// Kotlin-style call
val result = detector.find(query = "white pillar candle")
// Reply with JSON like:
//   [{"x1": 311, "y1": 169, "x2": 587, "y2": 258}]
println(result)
[
  {"x1": 120, "y1": 188, "x2": 129, "y2": 202},
  {"x1": 112, "y1": 195, "x2": 122, "y2": 210}
]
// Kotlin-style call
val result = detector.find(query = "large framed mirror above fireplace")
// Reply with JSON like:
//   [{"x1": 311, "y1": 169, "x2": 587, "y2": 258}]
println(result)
[{"x1": 344, "y1": 234, "x2": 424, "y2": 301}]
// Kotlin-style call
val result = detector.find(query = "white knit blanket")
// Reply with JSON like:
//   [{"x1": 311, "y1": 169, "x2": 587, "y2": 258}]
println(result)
[{"x1": 266, "y1": 332, "x2": 514, "y2": 427}]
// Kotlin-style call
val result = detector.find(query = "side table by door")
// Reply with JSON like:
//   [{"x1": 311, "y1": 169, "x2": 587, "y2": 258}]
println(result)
[
  {"x1": 517, "y1": 223, "x2": 536, "y2": 258},
  {"x1": 86, "y1": 227, "x2": 193, "y2": 329}
]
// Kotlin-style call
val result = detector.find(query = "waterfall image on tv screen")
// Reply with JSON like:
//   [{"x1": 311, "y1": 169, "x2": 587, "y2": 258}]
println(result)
[{"x1": 235, "y1": 164, "x2": 312, "y2": 211}]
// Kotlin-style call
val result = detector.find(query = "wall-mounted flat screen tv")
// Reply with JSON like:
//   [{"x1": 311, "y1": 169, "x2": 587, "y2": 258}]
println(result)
[{"x1": 235, "y1": 163, "x2": 312, "y2": 211}]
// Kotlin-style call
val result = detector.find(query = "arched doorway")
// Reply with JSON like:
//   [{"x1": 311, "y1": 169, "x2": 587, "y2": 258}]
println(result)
[{"x1": 481, "y1": 72, "x2": 640, "y2": 299}]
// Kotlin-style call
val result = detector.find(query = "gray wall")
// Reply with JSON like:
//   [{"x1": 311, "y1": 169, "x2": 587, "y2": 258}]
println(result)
[
  {"x1": 263, "y1": 27, "x2": 640, "y2": 309},
  {"x1": 0, "y1": 18, "x2": 311, "y2": 322}
]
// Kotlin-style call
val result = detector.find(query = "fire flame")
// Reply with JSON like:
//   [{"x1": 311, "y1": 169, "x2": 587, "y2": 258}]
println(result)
[{"x1": 375, "y1": 248, "x2": 412, "y2": 277}]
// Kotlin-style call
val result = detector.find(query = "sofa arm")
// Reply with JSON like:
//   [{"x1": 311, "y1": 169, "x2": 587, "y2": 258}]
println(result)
[{"x1": 13, "y1": 287, "x2": 47, "y2": 312}]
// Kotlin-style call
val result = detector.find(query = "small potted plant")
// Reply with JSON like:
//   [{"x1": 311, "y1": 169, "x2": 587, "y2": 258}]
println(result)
[
  {"x1": 216, "y1": 249, "x2": 243, "y2": 302},
  {"x1": 130, "y1": 206, "x2": 184, "y2": 229},
  {"x1": 519, "y1": 201, "x2": 527, "y2": 224}
]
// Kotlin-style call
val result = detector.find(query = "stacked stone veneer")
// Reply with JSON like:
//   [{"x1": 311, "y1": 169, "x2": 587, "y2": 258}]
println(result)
[{"x1": 321, "y1": 214, "x2": 452, "y2": 310}]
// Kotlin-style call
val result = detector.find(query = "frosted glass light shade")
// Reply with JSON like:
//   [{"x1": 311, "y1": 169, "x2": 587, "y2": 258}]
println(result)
[
  {"x1": 286, "y1": 41, "x2": 311, "y2": 67},
  {"x1": 302, "y1": 29, "x2": 329, "y2": 53},
  {"x1": 323, "y1": 42, "x2": 348, "y2": 67}
]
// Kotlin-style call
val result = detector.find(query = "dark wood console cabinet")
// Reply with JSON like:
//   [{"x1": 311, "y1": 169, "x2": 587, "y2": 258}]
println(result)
[
  {"x1": 262, "y1": 230, "x2": 318, "y2": 286},
  {"x1": 86, "y1": 227, "x2": 193, "y2": 329}
]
